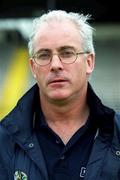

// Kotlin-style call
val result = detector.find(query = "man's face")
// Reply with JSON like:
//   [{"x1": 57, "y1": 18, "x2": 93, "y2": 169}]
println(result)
[{"x1": 29, "y1": 20, "x2": 95, "y2": 104}]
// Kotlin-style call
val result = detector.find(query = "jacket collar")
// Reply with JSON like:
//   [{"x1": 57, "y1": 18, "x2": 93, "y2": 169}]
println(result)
[
  {"x1": 87, "y1": 84, "x2": 115, "y2": 138},
  {"x1": 1, "y1": 84, "x2": 39, "y2": 144}
]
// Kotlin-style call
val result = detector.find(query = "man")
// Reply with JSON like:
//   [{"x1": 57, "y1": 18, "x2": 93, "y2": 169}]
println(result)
[{"x1": 0, "y1": 10, "x2": 120, "y2": 180}]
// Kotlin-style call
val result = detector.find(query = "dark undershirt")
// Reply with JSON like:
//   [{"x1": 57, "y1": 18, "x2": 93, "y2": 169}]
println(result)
[{"x1": 35, "y1": 103, "x2": 97, "y2": 180}]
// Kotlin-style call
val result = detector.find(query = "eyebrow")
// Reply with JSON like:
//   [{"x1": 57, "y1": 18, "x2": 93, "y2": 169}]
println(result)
[
  {"x1": 57, "y1": 46, "x2": 76, "y2": 51},
  {"x1": 35, "y1": 49, "x2": 51, "y2": 54}
]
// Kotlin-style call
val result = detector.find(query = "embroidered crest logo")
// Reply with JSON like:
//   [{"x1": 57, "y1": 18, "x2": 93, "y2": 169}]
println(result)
[{"x1": 14, "y1": 171, "x2": 27, "y2": 180}]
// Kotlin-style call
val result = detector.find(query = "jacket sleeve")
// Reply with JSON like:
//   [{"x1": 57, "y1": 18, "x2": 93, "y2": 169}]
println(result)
[{"x1": 0, "y1": 125, "x2": 14, "y2": 180}]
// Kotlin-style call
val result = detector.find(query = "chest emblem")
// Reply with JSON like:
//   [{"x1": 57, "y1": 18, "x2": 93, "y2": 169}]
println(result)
[{"x1": 14, "y1": 171, "x2": 27, "y2": 180}]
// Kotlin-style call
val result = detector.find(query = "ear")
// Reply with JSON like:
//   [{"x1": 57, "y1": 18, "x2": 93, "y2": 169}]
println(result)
[
  {"x1": 86, "y1": 53, "x2": 95, "y2": 75},
  {"x1": 29, "y1": 58, "x2": 36, "y2": 78}
]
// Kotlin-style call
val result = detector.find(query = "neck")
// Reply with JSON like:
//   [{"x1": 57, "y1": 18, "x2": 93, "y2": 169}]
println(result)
[{"x1": 39, "y1": 85, "x2": 89, "y2": 144}]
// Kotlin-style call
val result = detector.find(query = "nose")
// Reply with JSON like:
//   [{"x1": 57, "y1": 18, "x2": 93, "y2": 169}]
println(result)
[{"x1": 50, "y1": 54, "x2": 64, "y2": 72}]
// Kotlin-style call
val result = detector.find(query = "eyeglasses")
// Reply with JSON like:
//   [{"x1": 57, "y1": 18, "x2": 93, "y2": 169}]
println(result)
[{"x1": 32, "y1": 49, "x2": 89, "y2": 66}]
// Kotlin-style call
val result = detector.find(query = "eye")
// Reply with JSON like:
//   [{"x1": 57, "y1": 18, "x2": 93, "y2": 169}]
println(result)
[
  {"x1": 60, "y1": 50, "x2": 75, "y2": 58},
  {"x1": 36, "y1": 53, "x2": 51, "y2": 60}
]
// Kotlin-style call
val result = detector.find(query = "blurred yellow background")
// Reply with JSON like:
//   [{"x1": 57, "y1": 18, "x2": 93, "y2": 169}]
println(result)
[{"x1": 0, "y1": 46, "x2": 30, "y2": 119}]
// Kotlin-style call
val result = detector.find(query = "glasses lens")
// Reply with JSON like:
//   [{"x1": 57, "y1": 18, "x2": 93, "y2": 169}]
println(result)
[
  {"x1": 59, "y1": 50, "x2": 76, "y2": 64},
  {"x1": 34, "y1": 52, "x2": 51, "y2": 66}
]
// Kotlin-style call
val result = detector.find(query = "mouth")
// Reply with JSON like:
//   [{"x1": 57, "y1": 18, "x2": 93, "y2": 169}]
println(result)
[
  {"x1": 47, "y1": 78, "x2": 69, "y2": 86},
  {"x1": 51, "y1": 79, "x2": 67, "y2": 83}
]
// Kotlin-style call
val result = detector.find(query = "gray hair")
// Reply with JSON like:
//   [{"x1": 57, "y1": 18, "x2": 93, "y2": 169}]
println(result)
[{"x1": 28, "y1": 10, "x2": 95, "y2": 57}]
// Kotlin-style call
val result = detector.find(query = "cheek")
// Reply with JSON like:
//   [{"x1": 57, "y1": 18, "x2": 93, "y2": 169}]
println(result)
[
  {"x1": 71, "y1": 62, "x2": 86, "y2": 79},
  {"x1": 35, "y1": 67, "x2": 47, "y2": 87}
]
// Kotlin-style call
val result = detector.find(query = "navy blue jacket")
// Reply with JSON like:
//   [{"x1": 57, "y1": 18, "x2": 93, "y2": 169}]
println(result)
[{"x1": 0, "y1": 84, "x2": 120, "y2": 180}]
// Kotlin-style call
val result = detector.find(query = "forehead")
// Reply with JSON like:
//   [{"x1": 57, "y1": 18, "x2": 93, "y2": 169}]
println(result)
[{"x1": 33, "y1": 20, "x2": 82, "y2": 51}]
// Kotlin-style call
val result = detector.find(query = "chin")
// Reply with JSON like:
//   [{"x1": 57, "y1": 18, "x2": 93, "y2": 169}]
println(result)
[{"x1": 48, "y1": 91, "x2": 70, "y2": 101}]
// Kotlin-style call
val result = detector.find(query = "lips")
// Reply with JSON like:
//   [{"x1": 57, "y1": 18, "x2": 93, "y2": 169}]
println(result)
[
  {"x1": 47, "y1": 76, "x2": 70, "y2": 86},
  {"x1": 48, "y1": 78, "x2": 68, "y2": 84}
]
